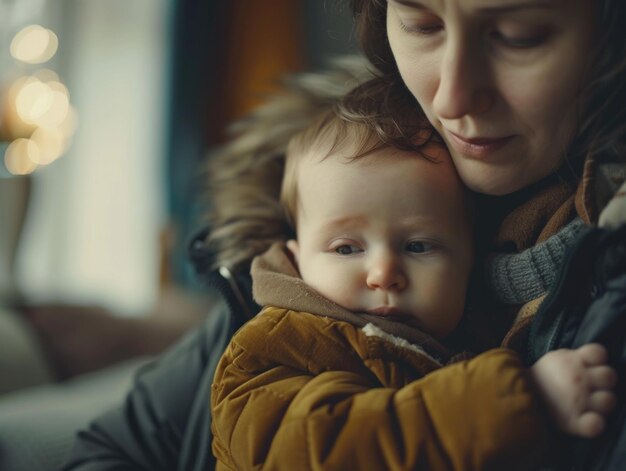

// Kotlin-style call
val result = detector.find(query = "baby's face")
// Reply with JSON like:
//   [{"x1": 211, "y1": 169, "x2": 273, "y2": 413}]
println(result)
[{"x1": 288, "y1": 144, "x2": 473, "y2": 339}]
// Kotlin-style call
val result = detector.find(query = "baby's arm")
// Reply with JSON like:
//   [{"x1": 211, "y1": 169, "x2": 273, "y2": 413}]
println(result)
[
  {"x1": 212, "y1": 310, "x2": 553, "y2": 470},
  {"x1": 530, "y1": 343, "x2": 617, "y2": 438}
]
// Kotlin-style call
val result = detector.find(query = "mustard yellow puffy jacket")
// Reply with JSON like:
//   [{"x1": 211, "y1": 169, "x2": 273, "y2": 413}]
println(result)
[{"x1": 211, "y1": 246, "x2": 549, "y2": 471}]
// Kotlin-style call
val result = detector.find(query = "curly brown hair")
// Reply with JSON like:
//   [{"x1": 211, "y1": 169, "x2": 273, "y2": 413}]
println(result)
[
  {"x1": 341, "y1": 0, "x2": 439, "y2": 153},
  {"x1": 574, "y1": 0, "x2": 626, "y2": 165}
]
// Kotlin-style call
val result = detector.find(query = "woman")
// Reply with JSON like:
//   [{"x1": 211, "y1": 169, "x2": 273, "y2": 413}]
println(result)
[
  {"x1": 348, "y1": 0, "x2": 626, "y2": 353},
  {"x1": 61, "y1": 1, "x2": 625, "y2": 470}
]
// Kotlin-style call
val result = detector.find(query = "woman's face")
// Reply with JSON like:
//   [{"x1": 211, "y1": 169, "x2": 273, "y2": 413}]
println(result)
[{"x1": 386, "y1": 0, "x2": 595, "y2": 195}]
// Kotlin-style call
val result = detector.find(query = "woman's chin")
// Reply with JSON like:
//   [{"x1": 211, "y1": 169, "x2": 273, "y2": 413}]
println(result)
[
  {"x1": 458, "y1": 169, "x2": 527, "y2": 196},
  {"x1": 451, "y1": 148, "x2": 564, "y2": 196}
]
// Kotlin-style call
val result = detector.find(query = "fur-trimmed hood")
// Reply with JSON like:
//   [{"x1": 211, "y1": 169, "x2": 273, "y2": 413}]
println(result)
[{"x1": 205, "y1": 55, "x2": 375, "y2": 273}]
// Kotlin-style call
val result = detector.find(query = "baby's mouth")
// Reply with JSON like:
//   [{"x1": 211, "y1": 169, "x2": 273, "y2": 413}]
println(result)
[{"x1": 366, "y1": 306, "x2": 411, "y2": 321}]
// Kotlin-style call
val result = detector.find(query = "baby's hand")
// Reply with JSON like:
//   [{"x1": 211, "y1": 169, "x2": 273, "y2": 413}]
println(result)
[{"x1": 530, "y1": 344, "x2": 617, "y2": 438}]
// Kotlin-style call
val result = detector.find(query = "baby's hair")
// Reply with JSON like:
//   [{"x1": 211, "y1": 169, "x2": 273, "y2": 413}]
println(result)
[
  {"x1": 280, "y1": 108, "x2": 444, "y2": 230},
  {"x1": 281, "y1": 109, "x2": 379, "y2": 229}
]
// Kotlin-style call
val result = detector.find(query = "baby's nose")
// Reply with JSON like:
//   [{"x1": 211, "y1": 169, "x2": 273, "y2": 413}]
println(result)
[{"x1": 366, "y1": 256, "x2": 407, "y2": 291}]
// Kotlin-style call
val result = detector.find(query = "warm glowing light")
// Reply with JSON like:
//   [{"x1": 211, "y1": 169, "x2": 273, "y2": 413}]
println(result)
[
  {"x1": 10, "y1": 25, "x2": 59, "y2": 64},
  {"x1": 2, "y1": 73, "x2": 76, "y2": 170},
  {"x1": 12, "y1": 77, "x2": 71, "y2": 128},
  {"x1": 30, "y1": 128, "x2": 66, "y2": 165},
  {"x1": 4, "y1": 138, "x2": 39, "y2": 175},
  {"x1": 33, "y1": 69, "x2": 60, "y2": 83},
  {"x1": 57, "y1": 105, "x2": 78, "y2": 137},
  {"x1": 47, "y1": 81, "x2": 69, "y2": 96},
  {"x1": 15, "y1": 78, "x2": 53, "y2": 122},
  {"x1": 3, "y1": 77, "x2": 37, "y2": 138},
  {"x1": 36, "y1": 89, "x2": 70, "y2": 128},
  {"x1": 7, "y1": 76, "x2": 31, "y2": 102}
]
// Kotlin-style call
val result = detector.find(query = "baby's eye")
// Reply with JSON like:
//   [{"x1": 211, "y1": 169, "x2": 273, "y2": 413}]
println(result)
[
  {"x1": 335, "y1": 244, "x2": 362, "y2": 255},
  {"x1": 406, "y1": 241, "x2": 433, "y2": 254}
]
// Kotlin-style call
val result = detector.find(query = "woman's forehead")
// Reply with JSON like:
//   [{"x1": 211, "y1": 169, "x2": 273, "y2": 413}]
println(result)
[{"x1": 389, "y1": 0, "x2": 582, "y2": 14}]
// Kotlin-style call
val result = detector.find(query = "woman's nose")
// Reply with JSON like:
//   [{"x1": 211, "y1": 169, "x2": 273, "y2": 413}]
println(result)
[
  {"x1": 366, "y1": 255, "x2": 407, "y2": 291},
  {"x1": 432, "y1": 37, "x2": 494, "y2": 120}
]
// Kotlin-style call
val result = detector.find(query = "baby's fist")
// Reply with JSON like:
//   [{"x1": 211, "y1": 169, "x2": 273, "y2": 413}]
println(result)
[{"x1": 530, "y1": 344, "x2": 617, "y2": 438}]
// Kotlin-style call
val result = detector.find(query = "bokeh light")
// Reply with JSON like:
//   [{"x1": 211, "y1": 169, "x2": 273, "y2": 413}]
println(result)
[
  {"x1": 4, "y1": 77, "x2": 38, "y2": 138},
  {"x1": 57, "y1": 105, "x2": 78, "y2": 137},
  {"x1": 10, "y1": 25, "x2": 59, "y2": 64},
  {"x1": 37, "y1": 81, "x2": 70, "y2": 128},
  {"x1": 29, "y1": 127, "x2": 67, "y2": 165},
  {"x1": 2, "y1": 26, "x2": 77, "y2": 174},
  {"x1": 4, "y1": 138, "x2": 39, "y2": 175},
  {"x1": 33, "y1": 68, "x2": 60, "y2": 83},
  {"x1": 15, "y1": 78, "x2": 53, "y2": 123},
  {"x1": 11, "y1": 76, "x2": 71, "y2": 129}
]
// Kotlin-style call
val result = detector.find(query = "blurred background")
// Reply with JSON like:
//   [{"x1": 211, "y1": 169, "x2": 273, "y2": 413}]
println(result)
[
  {"x1": 0, "y1": 2, "x2": 357, "y2": 470},
  {"x1": 1, "y1": 0, "x2": 357, "y2": 313}
]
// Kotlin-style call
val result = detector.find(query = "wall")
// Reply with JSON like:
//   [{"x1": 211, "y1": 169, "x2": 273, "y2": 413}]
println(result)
[{"x1": 16, "y1": 0, "x2": 169, "y2": 315}]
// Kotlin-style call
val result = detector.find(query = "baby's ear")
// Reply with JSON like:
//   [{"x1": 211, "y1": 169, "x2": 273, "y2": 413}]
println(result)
[{"x1": 286, "y1": 239, "x2": 300, "y2": 266}]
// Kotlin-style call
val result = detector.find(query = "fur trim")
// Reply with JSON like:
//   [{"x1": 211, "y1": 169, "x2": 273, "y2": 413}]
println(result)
[
  {"x1": 204, "y1": 55, "x2": 374, "y2": 273},
  {"x1": 362, "y1": 323, "x2": 442, "y2": 366}
]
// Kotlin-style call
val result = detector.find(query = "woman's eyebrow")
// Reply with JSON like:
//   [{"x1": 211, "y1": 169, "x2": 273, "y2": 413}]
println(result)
[
  {"x1": 388, "y1": 0, "x2": 428, "y2": 10},
  {"x1": 476, "y1": 1, "x2": 557, "y2": 14},
  {"x1": 389, "y1": 0, "x2": 557, "y2": 13}
]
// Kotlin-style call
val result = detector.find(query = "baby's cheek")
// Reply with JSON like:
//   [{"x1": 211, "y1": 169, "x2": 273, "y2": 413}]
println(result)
[
  {"x1": 304, "y1": 267, "x2": 360, "y2": 310},
  {"x1": 327, "y1": 278, "x2": 361, "y2": 310},
  {"x1": 422, "y1": 280, "x2": 465, "y2": 332}
]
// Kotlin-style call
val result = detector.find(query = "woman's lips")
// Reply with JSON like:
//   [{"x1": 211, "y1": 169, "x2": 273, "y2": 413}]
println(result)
[{"x1": 444, "y1": 129, "x2": 514, "y2": 159}]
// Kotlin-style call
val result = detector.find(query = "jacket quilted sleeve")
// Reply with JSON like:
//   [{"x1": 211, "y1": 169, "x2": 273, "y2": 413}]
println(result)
[{"x1": 211, "y1": 309, "x2": 549, "y2": 471}]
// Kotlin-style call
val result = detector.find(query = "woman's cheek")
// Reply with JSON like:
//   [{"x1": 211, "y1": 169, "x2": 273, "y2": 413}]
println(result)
[
  {"x1": 386, "y1": 10, "x2": 438, "y2": 116},
  {"x1": 391, "y1": 32, "x2": 438, "y2": 98},
  {"x1": 500, "y1": 60, "x2": 573, "y2": 126}
]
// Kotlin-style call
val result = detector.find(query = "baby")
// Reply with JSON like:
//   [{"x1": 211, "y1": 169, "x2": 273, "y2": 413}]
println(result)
[
  {"x1": 281, "y1": 110, "x2": 473, "y2": 341},
  {"x1": 211, "y1": 111, "x2": 616, "y2": 470}
]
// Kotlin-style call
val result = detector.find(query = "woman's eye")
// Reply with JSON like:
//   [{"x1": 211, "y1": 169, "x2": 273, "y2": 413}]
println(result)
[
  {"x1": 406, "y1": 241, "x2": 433, "y2": 254},
  {"x1": 399, "y1": 20, "x2": 443, "y2": 36},
  {"x1": 335, "y1": 245, "x2": 362, "y2": 255},
  {"x1": 491, "y1": 30, "x2": 548, "y2": 49}
]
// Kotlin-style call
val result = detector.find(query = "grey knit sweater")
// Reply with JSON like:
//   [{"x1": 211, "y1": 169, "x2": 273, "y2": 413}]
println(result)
[{"x1": 485, "y1": 218, "x2": 587, "y2": 304}]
